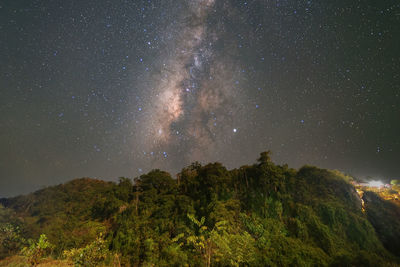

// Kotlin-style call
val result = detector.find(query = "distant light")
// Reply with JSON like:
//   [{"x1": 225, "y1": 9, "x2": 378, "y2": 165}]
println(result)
[
  {"x1": 369, "y1": 180, "x2": 383, "y2": 188},
  {"x1": 233, "y1": 128, "x2": 237, "y2": 133}
]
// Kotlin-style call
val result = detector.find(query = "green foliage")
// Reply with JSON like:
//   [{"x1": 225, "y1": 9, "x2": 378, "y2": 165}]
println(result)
[
  {"x1": 21, "y1": 234, "x2": 53, "y2": 266},
  {"x1": 1, "y1": 178, "x2": 114, "y2": 257},
  {"x1": 186, "y1": 213, "x2": 256, "y2": 267},
  {"x1": 390, "y1": 179, "x2": 400, "y2": 185},
  {"x1": 63, "y1": 234, "x2": 111, "y2": 267},
  {"x1": 186, "y1": 213, "x2": 214, "y2": 267},
  {"x1": 0, "y1": 204, "x2": 26, "y2": 259},
  {"x1": 1, "y1": 152, "x2": 400, "y2": 266},
  {"x1": 0, "y1": 223, "x2": 26, "y2": 259}
]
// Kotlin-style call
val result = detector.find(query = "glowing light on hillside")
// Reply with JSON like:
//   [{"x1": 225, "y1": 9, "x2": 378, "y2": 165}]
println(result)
[{"x1": 368, "y1": 180, "x2": 384, "y2": 188}]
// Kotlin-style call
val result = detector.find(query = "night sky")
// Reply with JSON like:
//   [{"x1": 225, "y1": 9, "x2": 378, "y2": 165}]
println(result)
[{"x1": 1, "y1": 0, "x2": 399, "y2": 197}]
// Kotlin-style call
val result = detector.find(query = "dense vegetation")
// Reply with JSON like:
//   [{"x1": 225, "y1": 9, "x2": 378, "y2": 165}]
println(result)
[{"x1": 1, "y1": 152, "x2": 399, "y2": 266}]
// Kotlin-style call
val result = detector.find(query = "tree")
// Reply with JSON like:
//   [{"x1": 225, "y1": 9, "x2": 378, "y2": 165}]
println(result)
[
  {"x1": 0, "y1": 223, "x2": 25, "y2": 258},
  {"x1": 257, "y1": 151, "x2": 272, "y2": 165},
  {"x1": 0, "y1": 204, "x2": 25, "y2": 258},
  {"x1": 185, "y1": 213, "x2": 256, "y2": 267},
  {"x1": 186, "y1": 213, "x2": 217, "y2": 267}
]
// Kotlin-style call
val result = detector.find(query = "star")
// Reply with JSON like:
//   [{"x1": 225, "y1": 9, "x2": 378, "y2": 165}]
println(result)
[{"x1": 0, "y1": 0, "x2": 398, "y2": 196}]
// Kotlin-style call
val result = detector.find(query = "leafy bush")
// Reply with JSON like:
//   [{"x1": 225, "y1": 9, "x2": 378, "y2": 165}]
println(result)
[
  {"x1": 63, "y1": 234, "x2": 111, "y2": 266},
  {"x1": 21, "y1": 234, "x2": 53, "y2": 266}
]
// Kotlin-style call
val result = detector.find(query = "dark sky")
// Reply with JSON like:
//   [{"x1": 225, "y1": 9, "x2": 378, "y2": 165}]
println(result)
[{"x1": 1, "y1": 0, "x2": 399, "y2": 197}]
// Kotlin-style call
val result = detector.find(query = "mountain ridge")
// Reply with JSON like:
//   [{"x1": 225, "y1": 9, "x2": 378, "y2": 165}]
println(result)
[{"x1": 1, "y1": 152, "x2": 399, "y2": 266}]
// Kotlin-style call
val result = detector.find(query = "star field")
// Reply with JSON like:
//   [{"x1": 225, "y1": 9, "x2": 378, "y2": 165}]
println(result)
[{"x1": 0, "y1": 0, "x2": 399, "y2": 197}]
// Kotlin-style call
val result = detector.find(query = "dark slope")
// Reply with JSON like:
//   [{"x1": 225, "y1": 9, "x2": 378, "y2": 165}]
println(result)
[
  {"x1": 363, "y1": 191, "x2": 400, "y2": 257},
  {"x1": 0, "y1": 178, "x2": 115, "y2": 256}
]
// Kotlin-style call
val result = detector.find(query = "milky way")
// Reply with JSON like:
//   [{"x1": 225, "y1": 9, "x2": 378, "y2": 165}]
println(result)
[
  {"x1": 1, "y1": 0, "x2": 399, "y2": 196},
  {"x1": 137, "y1": 0, "x2": 247, "y2": 169}
]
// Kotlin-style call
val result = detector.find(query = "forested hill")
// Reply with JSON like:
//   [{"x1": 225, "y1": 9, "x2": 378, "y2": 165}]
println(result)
[{"x1": 1, "y1": 152, "x2": 400, "y2": 266}]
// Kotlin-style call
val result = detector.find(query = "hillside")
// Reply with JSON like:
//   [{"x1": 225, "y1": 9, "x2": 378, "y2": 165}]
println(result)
[{"x1": 1, "y1": 152, "x2": 400, "y2": 266}]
